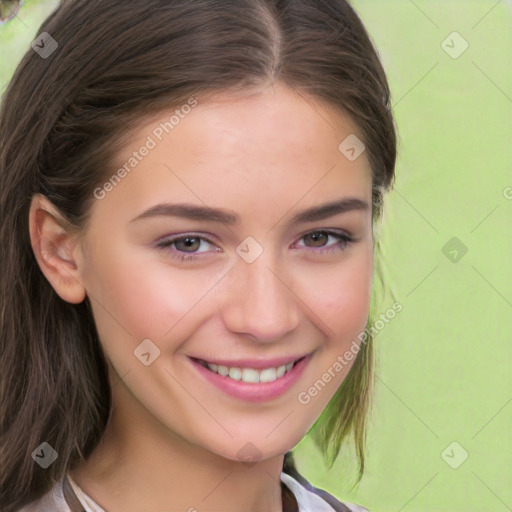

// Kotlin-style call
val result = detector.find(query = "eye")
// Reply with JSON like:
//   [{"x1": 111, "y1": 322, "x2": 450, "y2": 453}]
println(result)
[
  {"x1": 156, "y1": 234, "x2": 219, "y2": 262},
  {"x1": 294, "y1": 230, "x2": 354, "y2": 255},
  {"x1": 156, "y1": 229, "x2": 355, "y2": 264}
]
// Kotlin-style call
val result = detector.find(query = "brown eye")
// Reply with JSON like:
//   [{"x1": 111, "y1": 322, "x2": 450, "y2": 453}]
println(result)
[
  {"x1": 296, "y1": 230, "x2": 354, "y2": 254},
  {"x1": 173, "y1": 236, "x2": 201, "y2": 252},
  {"x1": 156, "y1": 234, "x2": 219, "y2": 263},
  {"x1": 303, "y1": 231, "x2": 329, "y2": 248}
]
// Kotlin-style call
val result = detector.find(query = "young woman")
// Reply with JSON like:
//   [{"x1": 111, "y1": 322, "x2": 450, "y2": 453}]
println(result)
[{"x1": 0, "y1": 1, "x2": 397, "y2": 511}]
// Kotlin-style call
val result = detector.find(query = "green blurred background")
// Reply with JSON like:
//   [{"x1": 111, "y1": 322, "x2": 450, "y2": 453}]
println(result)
[{"x1": 1, "y1": 1, "x2": 511, "y2": 511}]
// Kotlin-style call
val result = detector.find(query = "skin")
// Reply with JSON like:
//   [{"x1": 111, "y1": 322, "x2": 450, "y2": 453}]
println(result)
[{"x1": 29, "y1": 82, "x2": 374, "y2": 512}]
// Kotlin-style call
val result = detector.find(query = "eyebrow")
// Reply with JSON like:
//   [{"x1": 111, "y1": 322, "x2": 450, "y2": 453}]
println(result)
[{"x1": 129, "y1": 197, "x2": 369, "y2": 225}]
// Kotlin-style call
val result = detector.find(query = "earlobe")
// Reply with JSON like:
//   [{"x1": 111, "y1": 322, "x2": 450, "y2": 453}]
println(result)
[{"x1": 28, "y1": 194, "x2": 87, "y2": 304}]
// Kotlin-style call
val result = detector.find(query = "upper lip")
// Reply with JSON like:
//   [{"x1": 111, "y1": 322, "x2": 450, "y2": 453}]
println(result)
[{"x1": 189, "y1": 353, "x2": 310, "y2": 370}]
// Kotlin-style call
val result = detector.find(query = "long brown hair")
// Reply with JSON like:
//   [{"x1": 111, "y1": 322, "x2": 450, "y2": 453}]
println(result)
[{"x1": 0, "y1": 1, "x2": 397, "y2": 509}]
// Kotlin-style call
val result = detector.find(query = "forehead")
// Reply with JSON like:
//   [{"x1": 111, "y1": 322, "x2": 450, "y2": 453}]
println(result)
[{"x1": 92, "y1": 83, "x2": 372, "y2": 224}]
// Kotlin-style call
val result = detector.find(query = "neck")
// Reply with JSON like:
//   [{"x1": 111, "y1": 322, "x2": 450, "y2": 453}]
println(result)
[{"x1": 69, "y1": 377, "x2": 287, "y2": 512}]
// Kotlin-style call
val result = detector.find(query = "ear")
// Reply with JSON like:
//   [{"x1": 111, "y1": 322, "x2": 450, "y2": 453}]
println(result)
[{"x1": 28, "y1": 193, "x2": 87, "y2": 304}]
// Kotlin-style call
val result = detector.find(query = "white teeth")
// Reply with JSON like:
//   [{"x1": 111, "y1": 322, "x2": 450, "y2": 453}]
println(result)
[
  {"x1": 259, "y1": 367, "x2": 277, "y2": 382},
  {"x1": 217, "y1": 365, "x2": 229, "y2": 376},
  {"x1": 242, "y1": 368, "x2": 260, "y2": 383},
  {"x1": 228, "y1": 367, "x2": 242, "y2": 380},
  {"x1": 205, "y1": 361, "x2": 296, "y2": 382},
  {"x1": 276, "y1": 365, "x2": 286, "y2": 378}
]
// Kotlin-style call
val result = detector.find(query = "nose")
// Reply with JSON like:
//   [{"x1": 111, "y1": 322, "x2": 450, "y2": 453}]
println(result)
[{"x1": 220, "y1": 249, "x2": 301, "y2": 342}]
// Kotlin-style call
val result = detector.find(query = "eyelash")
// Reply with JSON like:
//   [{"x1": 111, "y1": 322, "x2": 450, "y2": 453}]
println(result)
[{"x1": 156, "y1": 230, "x2": 355, "y2": 263}]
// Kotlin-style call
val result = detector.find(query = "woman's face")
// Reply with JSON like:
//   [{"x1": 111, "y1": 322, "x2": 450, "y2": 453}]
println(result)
[{"x1": 74, "y1": 83, "x2": 373, "y2": 462}]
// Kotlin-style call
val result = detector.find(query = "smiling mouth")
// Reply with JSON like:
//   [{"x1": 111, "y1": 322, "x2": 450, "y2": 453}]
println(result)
[{"x1": 191, "y1": 356, "x2": 307, "y2": 384}]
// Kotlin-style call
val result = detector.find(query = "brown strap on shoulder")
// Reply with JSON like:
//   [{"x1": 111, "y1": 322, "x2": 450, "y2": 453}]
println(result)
[
  {"x1": 62, "y1": 474, "x2": 87, "y2": 512},
  {"x1": 281, "y1": 480, "x2": 299, "y2": 512},
  {"x1": 282, "y1": 451, "x2": 353, "y2": 512}
]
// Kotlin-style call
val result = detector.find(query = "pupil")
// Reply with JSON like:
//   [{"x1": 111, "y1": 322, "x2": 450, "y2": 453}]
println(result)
[
  {"x1": 181, "y1": 237, "x2": 199, "y2": 251},
  {"x1": 309, "y1": 232, "x2": 326, "y2": 247}
]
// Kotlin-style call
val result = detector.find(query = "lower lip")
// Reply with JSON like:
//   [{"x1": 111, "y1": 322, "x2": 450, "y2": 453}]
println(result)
[{"x1": 189, "y1": 355, "x2": 311, "y2": 403}]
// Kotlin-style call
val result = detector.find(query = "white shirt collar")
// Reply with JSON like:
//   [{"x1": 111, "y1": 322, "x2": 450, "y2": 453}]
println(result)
[
  {"x1": 62, "y1": 471, "x2": 340, "y2": 512},
  {"x1": 280, "y1": 472, "x2": 337, "y2": 512}
]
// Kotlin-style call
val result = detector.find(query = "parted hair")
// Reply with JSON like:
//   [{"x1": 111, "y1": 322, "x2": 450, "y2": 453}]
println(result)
[{"x1": 0, "y1": 1, "x2": 397, "y2": 510}]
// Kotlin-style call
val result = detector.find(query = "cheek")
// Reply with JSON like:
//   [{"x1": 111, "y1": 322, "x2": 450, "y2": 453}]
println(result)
[
  {"x1": 330, "y1": 268, "x2": 371, "y2": 331},
  {"x1": 83, "y1": 243, "x2": 214, "y2": 361},
  {"x1": 298, "y1": 247, "x2": 373, "y2": 339}
]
